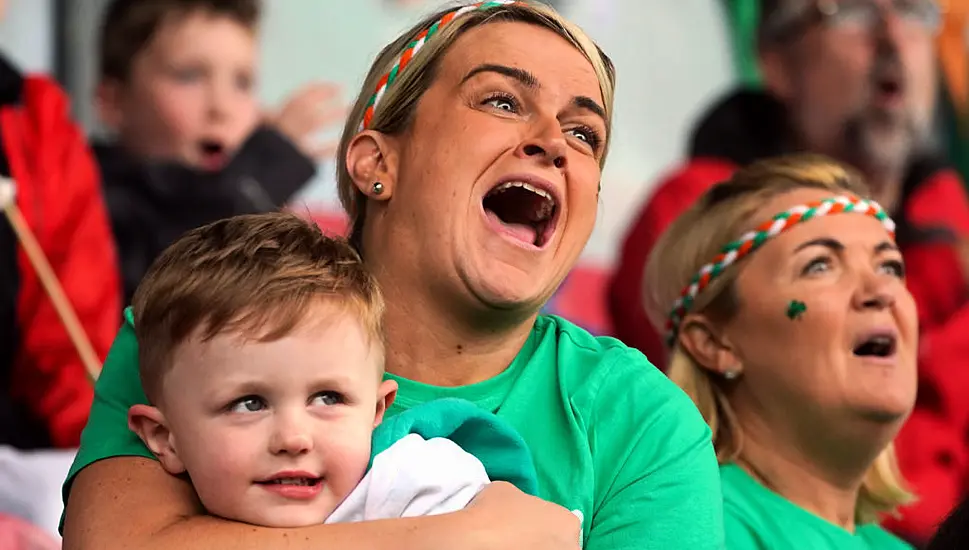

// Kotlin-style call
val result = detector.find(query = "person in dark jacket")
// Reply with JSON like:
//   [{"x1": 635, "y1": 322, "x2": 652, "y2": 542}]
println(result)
[
  {"x1": 927, "y1": 495, "x2": 969, "y2": 550},
  {"x1": 610, "y1": 0, "x2": 969, "y2": 544},
  {"x1": 94, "y1": 0, "x2": 344, "y2": 305},
  {"x1": 0, "y1": 52, "x2": 121, "y2": 449}
]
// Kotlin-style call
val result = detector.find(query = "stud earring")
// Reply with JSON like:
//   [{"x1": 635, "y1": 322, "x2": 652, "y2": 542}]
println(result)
[
  {"x1": 372, "y1": 182, "x2": 384, "y2": 196},
  {"x1": 723, "y1": 370, "x2": 739, "y2": 380}
]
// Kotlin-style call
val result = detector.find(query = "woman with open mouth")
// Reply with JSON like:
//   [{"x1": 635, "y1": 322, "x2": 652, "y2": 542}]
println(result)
[
  {"x1": 60, "y1": 2, "x2": 723, "y2": 549},
  {"x1": 646, "y1": 154, "x2": 918, "y2": 549}
]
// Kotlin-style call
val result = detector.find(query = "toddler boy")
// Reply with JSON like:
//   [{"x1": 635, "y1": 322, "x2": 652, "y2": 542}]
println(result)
[{"x1": 126, "y1": 212, "x2": 538, "y2": 526}]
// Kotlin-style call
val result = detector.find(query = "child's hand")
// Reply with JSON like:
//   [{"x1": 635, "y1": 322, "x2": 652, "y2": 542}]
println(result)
[
  {"x1": 466, "y1": 482, "x2": 582, "y2": 550},
  {"x1": 267, "y1": 83, "x2": 348, "y2": 161}
]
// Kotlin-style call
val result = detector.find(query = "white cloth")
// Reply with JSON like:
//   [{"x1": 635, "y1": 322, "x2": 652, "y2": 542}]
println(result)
[
  {"x1": 324, "y1": 434, "x2": 584, "y2": 546},
  {"x1": 326, "y1": 433, "x2": 489, "y2": 523}
]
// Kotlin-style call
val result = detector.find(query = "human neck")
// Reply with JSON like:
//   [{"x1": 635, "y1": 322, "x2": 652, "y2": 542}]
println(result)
[
  {"x1": 734, "y1": 415, "x2": 876, "y2": 532},
  {"x1": 371, "y1": 263, "x2": 536, "y2": 387}
]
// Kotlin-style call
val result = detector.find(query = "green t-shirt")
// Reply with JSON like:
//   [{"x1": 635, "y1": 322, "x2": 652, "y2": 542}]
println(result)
[
  {"x1": 721, "y1": 463, "x2": 912, "y2": 549},
  {"x1": 63, "y1": 311, "x2": 724, "y2": 549}
]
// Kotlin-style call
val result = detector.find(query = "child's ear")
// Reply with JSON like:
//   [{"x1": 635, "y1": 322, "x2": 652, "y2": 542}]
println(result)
[
  {"x1": 373, "y1": 380, "x2": 398, "y2": 428},
  {"x1": 96, "y1": 79, "x2": 125, "y2": 131},
  {"x1": 128, "y1": 404, "x2": 186, "y2": 475}
]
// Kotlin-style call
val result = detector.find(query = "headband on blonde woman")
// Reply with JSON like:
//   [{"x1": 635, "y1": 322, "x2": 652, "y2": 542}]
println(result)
[
  {"x1": 665, "y1": 195, "x2": 896, "y2": 346},
  {"x1": 360, "y1": 0, "x2": 522, "y2": 131}
]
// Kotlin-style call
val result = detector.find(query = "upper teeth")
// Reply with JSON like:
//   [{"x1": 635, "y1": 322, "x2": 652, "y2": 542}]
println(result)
[{"x1": 493, "y1": 181, "x2": 553, "y2": 202}]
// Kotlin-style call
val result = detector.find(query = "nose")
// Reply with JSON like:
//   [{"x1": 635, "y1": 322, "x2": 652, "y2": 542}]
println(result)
[
  {"x1": 206, "y1": 79, "x2": 234, "y2": 123},
  {"x1": 268, "y1": 411, "x2": 313, "y2": 456},
  {"x1": 515, "y1": 117, "x2": 568, "y2": 169},
  {"x1": 873, "y1": 2, "x2": 911, "y2": 48},
  {"x1": 852, "y1": 269, "x2": 897, "y2": 311}
]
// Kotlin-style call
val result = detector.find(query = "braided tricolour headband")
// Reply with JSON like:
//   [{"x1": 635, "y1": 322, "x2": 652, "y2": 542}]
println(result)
[
  {"x1": 665, "y1": 195, "x2": 896, "y2": 347},
  {"x1": 360, "y1": 0, "x2": 521, "y2": 131}
]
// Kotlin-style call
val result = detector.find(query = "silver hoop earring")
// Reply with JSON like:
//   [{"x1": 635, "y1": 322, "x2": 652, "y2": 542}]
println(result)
[{"x1": 372, "y1": 182, "x2": 384, "y2": 196}]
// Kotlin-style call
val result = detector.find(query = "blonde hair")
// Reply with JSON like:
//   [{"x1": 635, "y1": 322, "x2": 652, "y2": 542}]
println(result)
[
  {"x1": 336, "y1": 0, "x2": 616, "y2": 248},
  {"x1": 644, "y1": 154, "x2": 914, "y2": 523}
]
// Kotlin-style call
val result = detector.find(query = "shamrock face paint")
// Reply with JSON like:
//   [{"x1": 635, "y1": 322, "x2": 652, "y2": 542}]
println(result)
[{"x1": 786, "y1": 300, "x2": 806, "y2": 320}]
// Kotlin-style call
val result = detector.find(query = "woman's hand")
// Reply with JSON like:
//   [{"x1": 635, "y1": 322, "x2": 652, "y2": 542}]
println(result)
[{"x1": 466, "y1": 482, "x2": 582, "y2": 550}]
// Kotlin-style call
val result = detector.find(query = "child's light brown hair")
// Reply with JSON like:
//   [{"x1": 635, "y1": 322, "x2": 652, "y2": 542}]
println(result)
[
  {"x1": 132, "y1": 212, "x2": 384, "y2": 404},
  {"x1": 99, "y1": 0, "x2": 260, "y2": 82}
]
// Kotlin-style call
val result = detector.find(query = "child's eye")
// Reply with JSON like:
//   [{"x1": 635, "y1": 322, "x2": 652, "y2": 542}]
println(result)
[
  {"x1": 310, "y1": 391, "x2": 344, "y2": 407},
  {"x1": 171, "y1": 67, "x2": 204, "y2": 83},
  {"x1": 229, "y1": 395, "x2": 265, "y2": 413},
  {"x1": 235, "y1": 72, "x2": 253, "y2": 92}
]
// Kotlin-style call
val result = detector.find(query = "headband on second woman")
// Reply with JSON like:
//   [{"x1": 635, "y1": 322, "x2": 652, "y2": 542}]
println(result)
[{"x1": 665, "y1": 194, "x2": 896, "y2": 346}]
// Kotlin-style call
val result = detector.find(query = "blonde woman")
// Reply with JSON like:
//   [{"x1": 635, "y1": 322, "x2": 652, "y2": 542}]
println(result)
[
  {"x1": 645, "y1": 155, "x2": 917, "y2": 549},
  {"x1": 60, "y1": 2, "x2": 723, "y2": 550}
]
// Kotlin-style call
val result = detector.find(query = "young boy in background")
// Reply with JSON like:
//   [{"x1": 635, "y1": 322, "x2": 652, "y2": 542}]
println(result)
[
  {"x1": 94, "y1": 0, "x2": 344, "y2": 305},
  {"x1": 127, "y1": 212, "x2": 539, "y2": 526}
]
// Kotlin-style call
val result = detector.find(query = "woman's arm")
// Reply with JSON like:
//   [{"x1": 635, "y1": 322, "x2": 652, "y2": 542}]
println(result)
[{"x1": 62, "y1": 458, "x2": 580, "y2": 550}]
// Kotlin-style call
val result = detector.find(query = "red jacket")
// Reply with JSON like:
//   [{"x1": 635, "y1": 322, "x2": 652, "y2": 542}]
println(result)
[
  {"x1": 0, "y1": 58, "x2": 120, "y2": 448},
  {"x1": 609, "y1": 89, "x2": 969, "y2": 543}
]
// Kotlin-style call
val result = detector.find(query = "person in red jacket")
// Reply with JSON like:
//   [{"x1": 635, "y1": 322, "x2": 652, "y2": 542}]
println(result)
[
  {"x1": 0, "y1": 51, "x2": 121, "y2": 449},
  {"x1": 609, "y1": 0, "x2": 969, "y2": 544}
]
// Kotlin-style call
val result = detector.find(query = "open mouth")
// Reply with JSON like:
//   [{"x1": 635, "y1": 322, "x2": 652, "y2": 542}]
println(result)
[
  {"x1": 198, "y1": 139, "x2": 228, "y2": 170},
  {"x1": 852, "y1": 333, "x2": 897, "y2": 359},
  {"x1": 482, "y1": 180, "x2": 558, "y2": 248},
  {"x1": 873, "y1": 74, "x2": 905, "y2": 107}
]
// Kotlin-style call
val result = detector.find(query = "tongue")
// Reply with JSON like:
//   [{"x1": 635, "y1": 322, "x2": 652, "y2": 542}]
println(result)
[
  {"x1": 486, "y1": 210, "x2": 537, "y2": 245},
  {"x1": 201, "y1": 152, "x2": 227, "y2": 171}
]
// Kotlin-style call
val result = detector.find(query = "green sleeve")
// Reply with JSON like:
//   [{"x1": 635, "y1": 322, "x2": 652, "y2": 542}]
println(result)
[
  {"x1": 583, "y1": 351, "x2": 725, "y2": 550},
  {"x1": 61, "y1": 309, "x2": 154, "y2": 509},
  {"x1": 370, "y1": 398, "x2": 539, "y2": 496}
]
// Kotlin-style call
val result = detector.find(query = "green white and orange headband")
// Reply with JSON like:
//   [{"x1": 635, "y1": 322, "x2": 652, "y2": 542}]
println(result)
[
  {"x1": 360, "y1": 0, "x2": 522, "y2": 131},
  {"x1": 665, "y1": 195, "x2": 897, "y2": 347}
]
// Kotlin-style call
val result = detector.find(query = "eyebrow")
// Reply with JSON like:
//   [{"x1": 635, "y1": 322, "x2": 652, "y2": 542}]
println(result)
[
  {"x1": 460, "y1": 63, "x2": 607, "y2": 121},
  {"x1": 462, "y1": 63, "x2": 539, "y2": 88},
  {"x1": 572, "y1": 95, "x2": 607, "y2": 121},
  {"x1": 794, "y1": 238, "x2": 898, "y2": 254},
  {"x1": 873, "y1": 241, "x2": 899, "y2": 254},
  {"x1": 795, "y1": 237, "x2": 843, "y2": 253}
]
